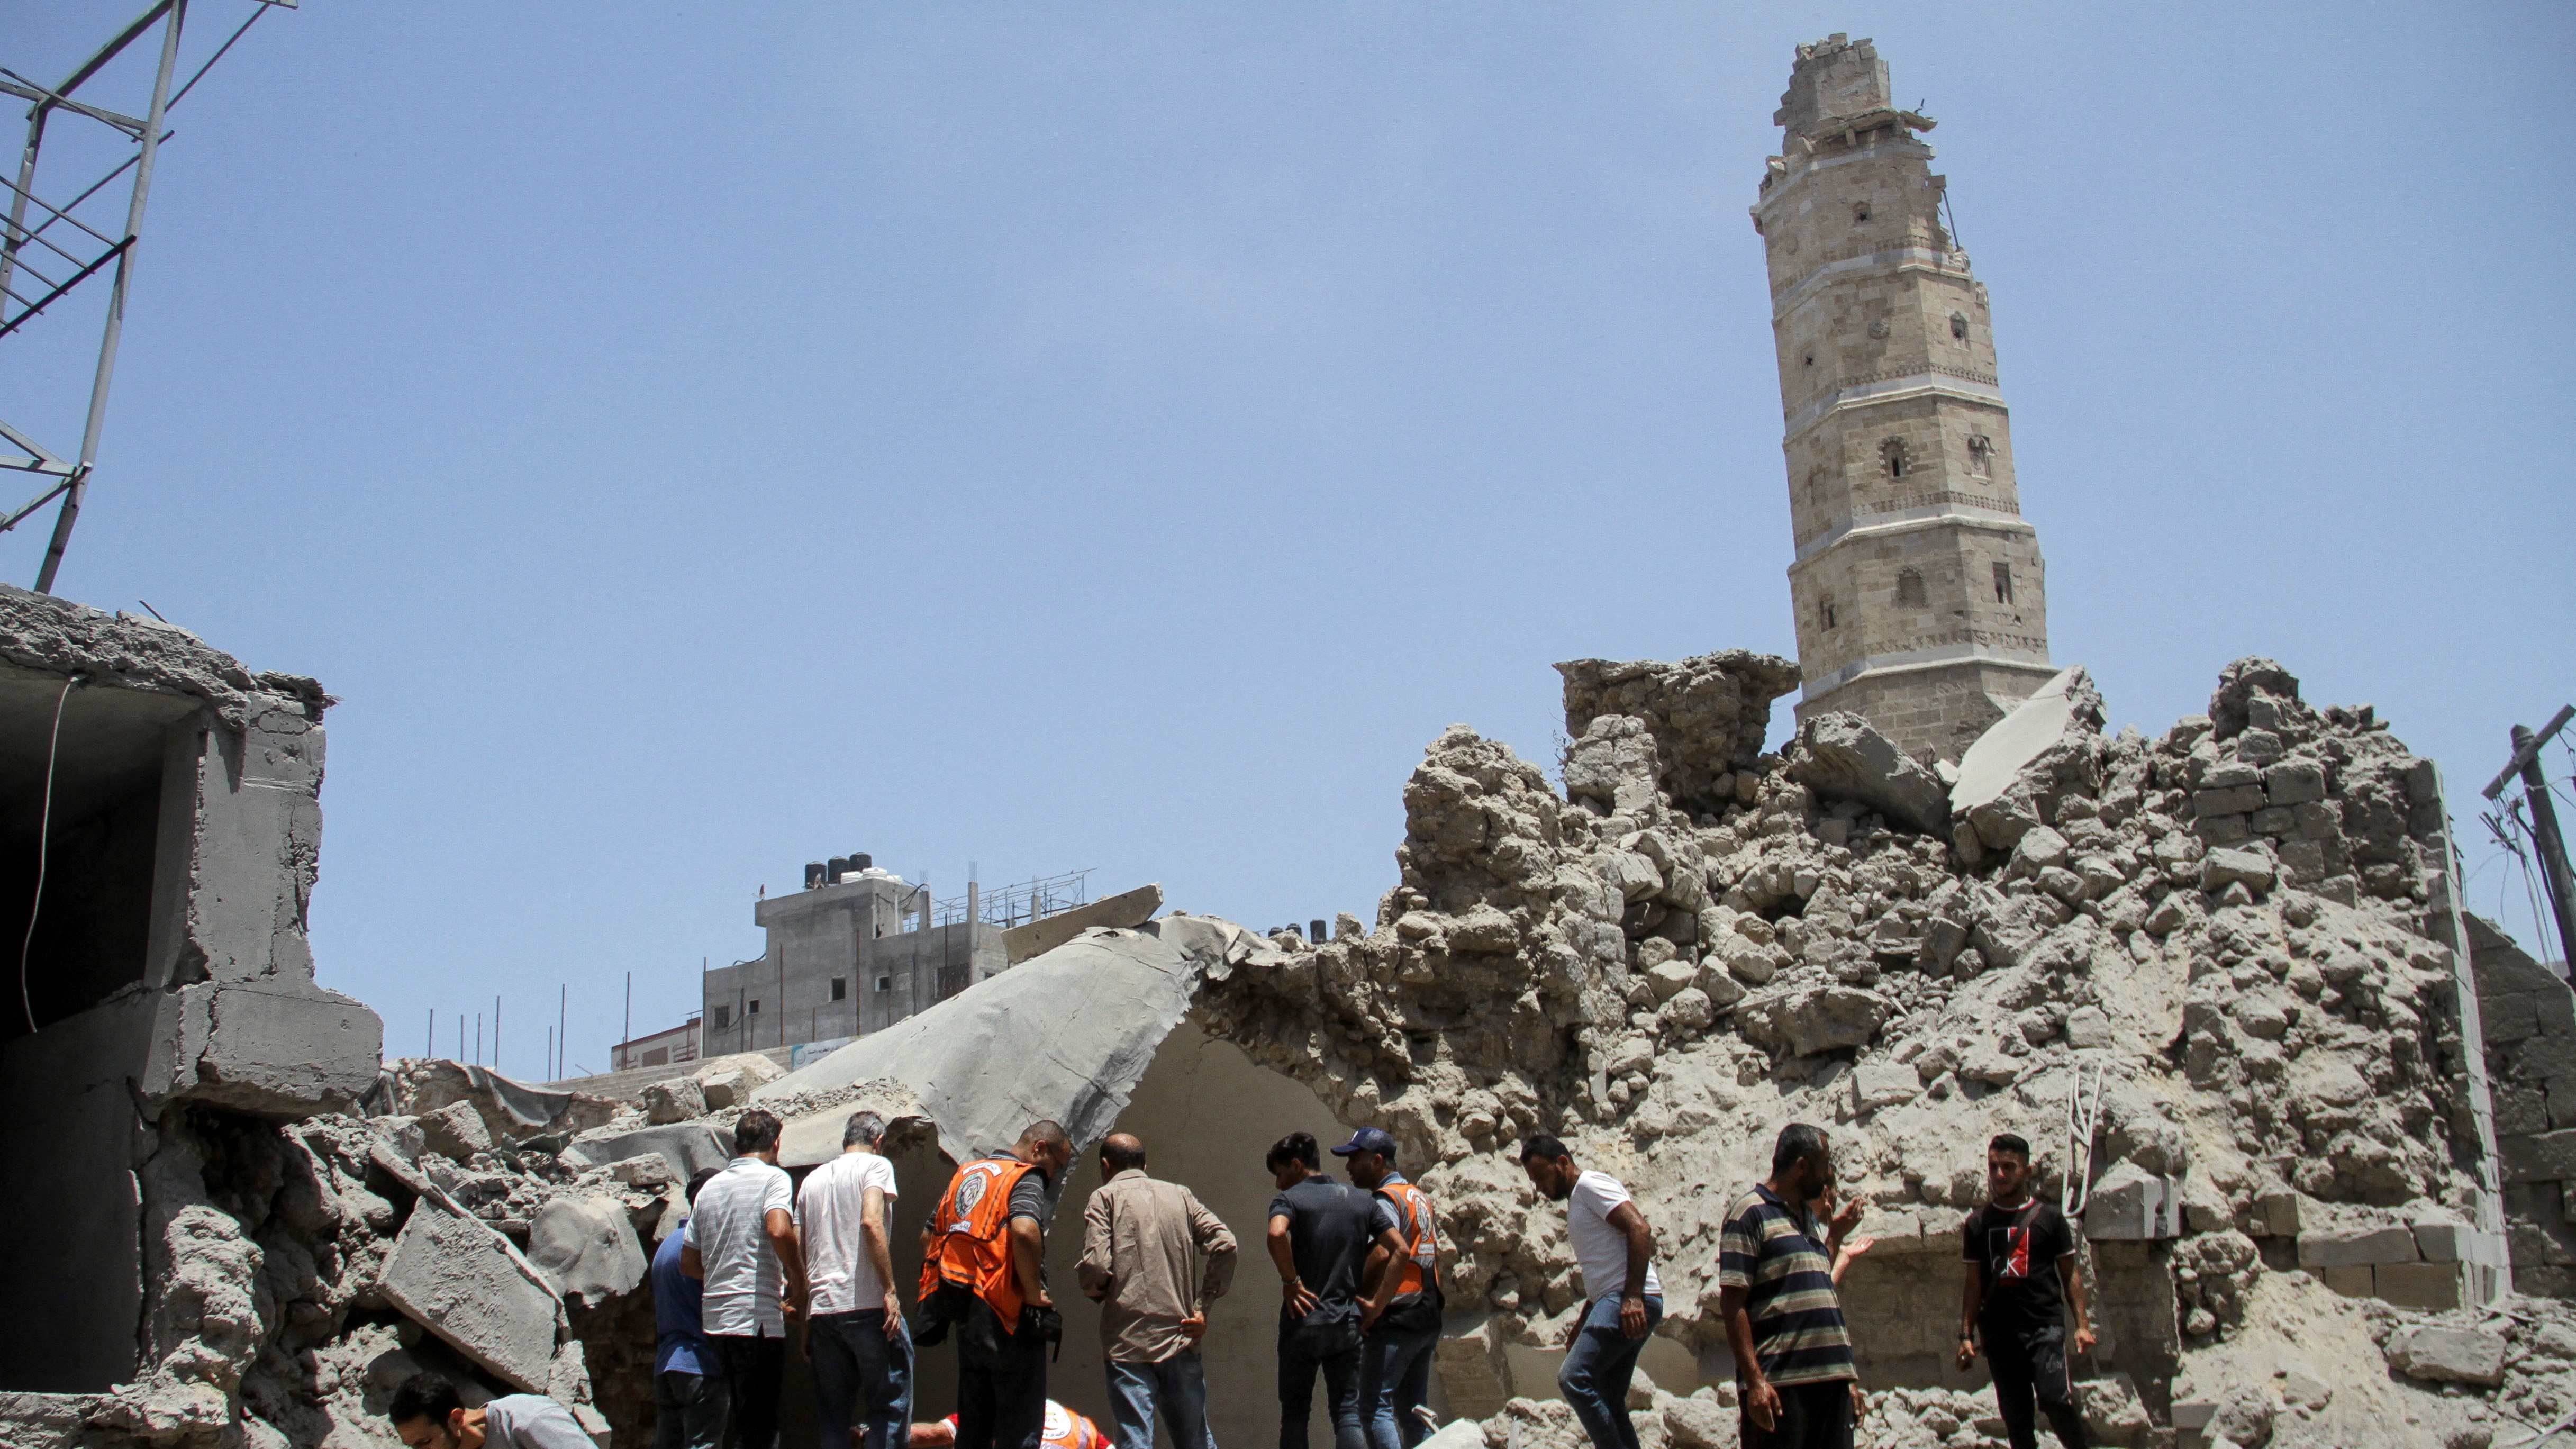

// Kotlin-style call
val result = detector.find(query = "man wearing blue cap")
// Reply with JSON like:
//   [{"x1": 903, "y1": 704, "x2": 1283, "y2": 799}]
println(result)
[
  {"x1": 1266, "y1": 1132, "x2": 1404, "y2": 1449},
  {"x1": 1336, "y1": 1129, "x2": 1444, "y2": 1449}
]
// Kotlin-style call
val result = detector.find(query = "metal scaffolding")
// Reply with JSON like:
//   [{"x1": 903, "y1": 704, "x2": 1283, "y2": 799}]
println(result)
[{"x1": 1, "y1": 0, "x2": 293, "y2": 592}]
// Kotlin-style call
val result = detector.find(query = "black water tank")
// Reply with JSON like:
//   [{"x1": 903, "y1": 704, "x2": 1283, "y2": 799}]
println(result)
[
  {"x1": 827, "y1": 856, "x2": 850, "y2": 881},
  {"x1": 854, "y1": 852, "x2": 874, "y2": 871},
  {"x1": 804, "y1": 862, "x2": 827, "y2": 890}
]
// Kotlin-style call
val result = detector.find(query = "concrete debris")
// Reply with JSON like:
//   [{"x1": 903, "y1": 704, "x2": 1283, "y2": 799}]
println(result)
[
  {"x1": 1003, "y1": 881, "x2": 1166, "y2": 964},
  {"x1": 376, "y1": 1059, "x2": 622, "y2": 1147},
  {"x1": 640, "y1": 1074, "x2": 705, "y2": 1124},
  {"x1": 1790, "y1": 711, "x2": 1951, "y2": 835},
  {"x1": 378, "y1": 1189, "x2": 566, "y2": 1392},
  {"x1": 525, "y1": 1197, "x2": 647, "y2": 1307},
  {"x1": 2383, "y1": 1325, "x2": 2508, "y2": 1388},
  {"x1": 1948, "y1": 665, "x2": 2105, "y2": 859},
  {"x1": 688, "y1": 1052, "x2": 784, "y2": 1111},
  {"x1": 558, "y1": 1121, "x2": 733, "y2": 1180}
]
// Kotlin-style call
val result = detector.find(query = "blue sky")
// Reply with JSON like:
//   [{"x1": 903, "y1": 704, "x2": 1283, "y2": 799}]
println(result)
[{"x1": 8, "y1": 3, "x2": 2571, "y2": 1076}]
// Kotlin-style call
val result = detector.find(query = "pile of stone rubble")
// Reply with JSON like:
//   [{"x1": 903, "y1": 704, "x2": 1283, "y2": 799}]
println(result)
[{"x1": 28, "y1": 648, "x2": 2570, "y2": 1449}]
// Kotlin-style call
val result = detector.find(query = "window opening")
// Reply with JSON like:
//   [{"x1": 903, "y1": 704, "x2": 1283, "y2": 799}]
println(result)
[
  {"x1": 1993, "y1": 563, "x2": 2015, "y2": 604},
  {"x1": 876, "y1": 975, "x2": 893, "y2": 993},
  {"x1": 830, "y1": 977, "x2": 847, "y2": 1001},
  {"x1": 1966, "y1": 434, "x2": 1993, "y2": 478},
  {"x1": 1821, "y1": 596, "x2": 1838, "y2": 630},
  {"x1": 1881, "y1": 438, "x2": 1909, "y2": 478},
  {"x1": 1898, "y1": 569, "x2": 1928, "y2": 606},
  {"x1": 1853, "y1": 202, "x2": 1871, "y2": 224},
  {"x1": 712, "y1": 1004, "x2": 730, "y2": 1030},
  {"x1": 1951, "y1": 312, "x2": 1970, "y2": 341},
  {"x1": 747, "y1": 998, "x2": 760, "y2": 1015}
]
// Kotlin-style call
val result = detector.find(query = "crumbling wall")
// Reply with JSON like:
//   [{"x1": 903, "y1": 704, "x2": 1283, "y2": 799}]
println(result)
[{"x1": 2472, "y1": 912, "x2": 2576, "y2": 1296}]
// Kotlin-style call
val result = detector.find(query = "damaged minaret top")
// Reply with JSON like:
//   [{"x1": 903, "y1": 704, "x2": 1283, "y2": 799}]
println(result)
[{"x1": 1753, "y1": 35, "x2": 2055, "y2": 764}]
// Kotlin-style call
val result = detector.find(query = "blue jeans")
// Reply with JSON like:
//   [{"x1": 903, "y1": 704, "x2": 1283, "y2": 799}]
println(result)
[
  {"x1": 1278, "y1": 1332, "x2": 1364, "y2": 1449},
  {"x1": 1360, "y1": 1324, "x2": 1437, "y2": 1449},
  {"x1": 1107, "y1": 1353, "x2": 1215, "y2": 1449},
  {"x1": 1557, "y1": 1294, "x2": 1663, "y2": 1449},
  {"x1": 654, "y1": 1370, "x2": 728, "y2": 1449},
  {"x1": 811, "y1": 1309, "x2": 914, "y2": 1449}
]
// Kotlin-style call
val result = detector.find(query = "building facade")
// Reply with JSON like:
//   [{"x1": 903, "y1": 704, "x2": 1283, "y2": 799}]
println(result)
[
  {"x1": 1753, "y1": 35, "x2": 2055, "y2": 763},
  {"x1": 701, "y1": 863, "x2": 1004, "y2": 1058}
]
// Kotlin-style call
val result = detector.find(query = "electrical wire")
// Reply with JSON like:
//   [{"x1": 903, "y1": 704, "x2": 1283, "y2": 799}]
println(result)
[{"x1": 19, "y1": 673, "x2": 81, "y2": 1035}]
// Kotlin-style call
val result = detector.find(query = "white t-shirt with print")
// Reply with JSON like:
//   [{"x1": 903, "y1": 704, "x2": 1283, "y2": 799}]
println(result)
[
  {"x1": 1568, "y1": 1169, "x2": 1662, "y2": 1304},
  {"x1": 798, "y1": 1150, "x2": 901, "y2": 1316}
]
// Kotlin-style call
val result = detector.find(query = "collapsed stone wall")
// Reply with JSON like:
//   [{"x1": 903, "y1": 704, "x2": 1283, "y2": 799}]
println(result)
[{"x1": 1198, "y1": 651, "x2": 2522, "y2": 1447}]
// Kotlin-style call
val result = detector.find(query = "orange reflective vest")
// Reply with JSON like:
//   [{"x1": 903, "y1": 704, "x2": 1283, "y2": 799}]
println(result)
[
  {"x1": 920, "y1": 1156, "x2": 1039, "y2": 1328},
  {"x1": 1376, "y1": 1180, "x2": 1441, "y2": 1300},
  {"x1": 943, "y1": 1403, "x2": 1100, "y2": 1449}
]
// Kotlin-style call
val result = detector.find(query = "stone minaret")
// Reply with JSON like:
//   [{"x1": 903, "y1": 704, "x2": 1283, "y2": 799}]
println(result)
[{"x1": 1753, "y1": 35, "x2": 2053, "y2": 763}]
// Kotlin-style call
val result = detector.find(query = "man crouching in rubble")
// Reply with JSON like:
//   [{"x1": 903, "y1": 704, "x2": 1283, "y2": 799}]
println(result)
[
  {"x1": 389, "y1": 1372, "x2": 590, "y2": 1449},
  {"x1": 1958, "y1": 1133, "x2": 2094, "y2": 1449},
  {"x1": 919, "y1": 1120, "x2": 1076, "y2": 1449}
]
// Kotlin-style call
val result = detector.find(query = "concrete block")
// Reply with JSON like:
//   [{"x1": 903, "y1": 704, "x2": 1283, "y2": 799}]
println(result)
[
  {"x1": 2193, "y1": 786, "x2": 2266, "y2": 818},
  {"x1": 527, "y1": 1196, "x2": 646, "y2": 1307},
  {"x1": 2250, "y1": 1189, "x2": 2301, "y2": 1238},
  {"x1": 420, "y1": 1100, "x2": 492, "y2": 1162},
  {"x1": 2374, "y1": 1261, "x2": 2468, "y2": 1311},
  {"x1": 1951, "y1": 666, "x2": 2099, "y2": 825},
  {"x1": 559, "y1": 1124, "x2": 731, "y2": 1180},
  {"x1": 2084, "y1": 1164, "x2": 2181, "y2": 1241},
  {"x1": 2320, "y1": 1263, "x2": 2374, "y2": 1297},
  {"x1": 146, "y1": 980, "x2": 383, "y2": 1117},
  {"x1": 2262, "y1": 760, "x2": 2328, "y2": 806},
  {"x1": 2411, "y1": 1220, "x2": 2504, "y2": 1264},
  {"x1": 2383, "y1": 1325, "x2": 2507, "y2": 1387},
  {"x1": 2296, "y1": 1224, "x2": 2419, "y2": 1268},
  {"x1": 1790, "y1": 712, "x2": 1949, "y2": 835},
  {"x1": 1852, "y1": 1063, "x2": 1917, "y2": 1113},
  {"x1": 641, "y1": 1076, "x2": 705, "y2": 1124},
  {"x1": 1002, "y1": 882, "x2": 1164, "y2": 964},
  {"x1": 379, "y1": 1191, "x2": 564, "y2": 1392},
  {"x1": 2200, "y1": 847, "x2": 2275, "y2": 894},
  {"x1": 693, "y1": 1053, "x2": 784, "y2": 1110}
]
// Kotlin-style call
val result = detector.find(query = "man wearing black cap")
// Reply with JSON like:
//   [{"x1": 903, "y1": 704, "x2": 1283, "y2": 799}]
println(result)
[
  {"x1": 1265, "y1": 1132, "x2": 1405, "y2": 1449},
  {"x1": 1337, "y1": 1128, "x2": 1444, "y2": 1449}
]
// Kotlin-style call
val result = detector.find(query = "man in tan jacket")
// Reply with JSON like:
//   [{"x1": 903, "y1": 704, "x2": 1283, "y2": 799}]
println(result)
[{"x1": 1077, "y1": 1133, "x2": 1238, "y2": 1449}]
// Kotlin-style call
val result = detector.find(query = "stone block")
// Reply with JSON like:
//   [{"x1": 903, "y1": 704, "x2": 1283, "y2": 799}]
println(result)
[
  {"x1": 2083, "y1": 1165, "x2": 2180, "y2": 1241},
  {"x1": 1852, "y1": 1063, "x2": 1917, "y2": 1113},
  {"x1": 2064, "y1": 1006, "x2": 2114, "y2": 1049},
  {"x1": 2249, "y1": 807, "x2": 2296, "y2": 837},
  {"x1": 2502, "y1": 1128, "x2": 2576, "y2": 1184},
  {"x1": 2374, "y1": 1261, "x2": 2468, "y2": 1311},
  {"x1": 2296, "y1": 1224, "x2": 2418, "y2": 1267},
  {"x1": 693, "y1": 1053, "x2": 785, "y2": 1110},
  {"x1": 2262, "y1": 760, "x2": 2327, "y2": 806},
  {"x1": 2412, "y1": 1220, "x2": 2481, "y2": 1263},
  {"x1": 2196, "y1": 813, "x2": 2252, "y2": 846},
  {"x1": 2250, "y1": 1189, "x2": 2302, "y2": 1238},
  {"x1": 2383, "y1": 1325, "x2": 2507, "y2": 1387},
  {"x1": 2193, "y1": 785, "x2": 2266, "y2": 818},
  {"x1": 1733, "y1": 984, "x2": 1893, "y2": 1058},
  {"x1": 420, "y1": 1100, "x2": 493, "y2": 1162},
  {"x1": 1644, "y1": 958, "x2": 1698, "y2": 1003},
  {"x1": 641, "y1": 1075, "x2": 706, "y2": 1124},
  {"x1": 527, "y1": 1196, "x2": 646, "y2": 1307},
  {"x1": 1789, "y1": 712, "x2": 1950, "y2": 835},
  {"x1": 2484, "y1": 992, "x2": 2541, "y2": 1044},
  {"x1": 2320, "y1": 1264, "x2": 2373, "y2": 1298},
  {"x1": 2200, "y1": 847, "x2": 2275, "y2": 894},
  {"x1": 379, "y1": 1191, "x2": 564, "y2": 1392}
]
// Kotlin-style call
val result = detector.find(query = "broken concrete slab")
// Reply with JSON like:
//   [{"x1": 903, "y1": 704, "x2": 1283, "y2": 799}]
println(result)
[
  {"x1": 142, "y1": 980, "x2": 382, "y2": 1118},
  {"x1": 557, "y1": 1123, "x2": 731, "y2": 1181},
  {"x1": 2083, "y1": 1164, "x2": 2181, "y2": 1241},
  {"x1": 1789, "y1": 711, "x2": 1949, "y2": 834},
  {"x1": 1949, "y1": 665, "x2": 2104, "y2": 849},
  {"x1": 757, "y1": 926, "x2": 1210, "y2": 1164},
  {"x1": 418, "y1": 1100, "x2": 493, "y2": 1162},
  {"x1": 691, "y1": 1054, "x2": 783, "y2": 1111},
  {"x1": 525, "y1": 1196, "x2": 646, "y2": 1307},
  {"x1": 377, "y1": 1190, "x2": 563, "y2": 1392},
  {"x1": 2382, "y1": 1324, "x2": 2507, "y2": 1387},
  {"x1": 1002, "y1": 883, "x2": 1164, "y2": 965},
  {"x1": 640, "y1": 1076, "x2": 704, "y2": 1124}
]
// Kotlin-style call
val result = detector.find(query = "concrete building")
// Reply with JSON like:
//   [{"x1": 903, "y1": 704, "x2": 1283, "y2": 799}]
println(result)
[
  {"x1": 1753, "y1": 34, "x2": 2055, "y2": 763},
  {"x1": 701, "y1": 859, "x2": 1005, "y2": 1056},
  {"x1": 0, "y1": 588, "x2": 382, "y2": 1393}
]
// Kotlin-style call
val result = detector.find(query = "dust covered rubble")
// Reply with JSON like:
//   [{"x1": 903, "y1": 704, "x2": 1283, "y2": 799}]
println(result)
[{"x1": 1196, "y1": 651, "x2": 2501, "y2": 1446}]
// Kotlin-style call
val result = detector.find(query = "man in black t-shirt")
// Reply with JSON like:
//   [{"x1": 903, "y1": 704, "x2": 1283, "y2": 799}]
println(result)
[
  {"x1": 1957, "y1": 1134, "x2": 2094, "y2": 1449},
  {"x1": 1265, "y1": 1132, "x2": 1403, "y2": 1449}
]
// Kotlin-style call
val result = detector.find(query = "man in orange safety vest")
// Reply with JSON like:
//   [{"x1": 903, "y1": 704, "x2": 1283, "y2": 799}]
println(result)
[{"x1": 919, "y1": 1121, "x2": 1075, "y2": 1449}]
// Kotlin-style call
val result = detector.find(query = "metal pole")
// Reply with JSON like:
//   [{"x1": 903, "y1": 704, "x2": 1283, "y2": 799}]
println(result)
[
  {"x1": 0, "y1": 110, "x2": 51, "y2": 317},
  {"x1": 2515, "y1": 724, "x2": 2576, "y2": 971},
  {"x1": 494, "y1": 994, "x2": 501, "y2": 1075},
  {"x1": 35, "y1": 0, "x2": 186, "y2": 594},
  {"x1": 557, "y1": 984, "x2": 566, "y2": 1081},
  {"x1": 623, "y1": 970, "x2": 631, "y2": 1058},
  {"x1": 425, "y1": 1008, "x2": 432, "y2": 1058}
]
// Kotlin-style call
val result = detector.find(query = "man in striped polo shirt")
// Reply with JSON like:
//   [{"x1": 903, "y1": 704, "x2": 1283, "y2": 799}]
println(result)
[{"x1": 1718, "y1": 1124, "x2": 1863, "y2": 1449}]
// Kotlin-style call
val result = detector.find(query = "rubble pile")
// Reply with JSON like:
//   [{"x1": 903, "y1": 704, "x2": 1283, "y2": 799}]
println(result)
[{"x1": 1200, "y1": 651, "x2": 2503, "y2": 1446}]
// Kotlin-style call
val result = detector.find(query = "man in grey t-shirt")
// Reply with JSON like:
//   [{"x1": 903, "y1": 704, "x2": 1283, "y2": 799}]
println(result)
[{"x1": 389, "y1": 1373, "x2": 592, "y2": 1449}]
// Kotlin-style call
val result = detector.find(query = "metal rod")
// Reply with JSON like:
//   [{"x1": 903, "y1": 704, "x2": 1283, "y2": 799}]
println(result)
[
  {"x1": 35, "y1": 0, "x2": 184, "y2": 594},
  {"x1": 0, "y1": 238, "x2": 128, "y2": 341},
  {"x1": 164, "y1": 3, "x2": 267, "y2": 113},
  {"x1": 0, "y1": 107, "x2": 50, "y2": 312},
  {"x1": 2487, "y1": 706, "x2": 2576, "y2": 800},
  {"x1": 45, "y1": 2, "x2": 177, "y2": 105},
  {"x1": 557, "y1": 983, "x2": 566, "y2": 1082},
  {"x1": 10, "y1": 143, "x2": 155, "y2": 257},
  {"x1": 0, "y1": 162, "x2": 132, "y2": 249},
  {"x1": 494, "y1": 993, "x2": 501, "y2": 1075},
  {"x1": 0, "y1": 70, "x2": 145, "y2": 136}
]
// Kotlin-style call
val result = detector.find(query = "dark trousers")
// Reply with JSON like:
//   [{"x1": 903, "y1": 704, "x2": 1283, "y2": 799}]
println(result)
[
  {"x1": 1988, "y1": 1323, "x2": 2088, "y2": 1449},
  {"x1": 710, "y1": 1335, "x2": 786, "y2": 1449},
  {"x1": 653, "y1": 1370, "x2": 729, "y2": 1449},
  {"x1": 813, "y1": 1309, "x2": 915, "y2": 1449},
  {"x1": 1558, "y1": 1294, "x2": 1663, "y2": 1449},
  {"x1": 1741, "y1": 1380, "x2": 1854, "y2": 1449},
  {"x1": 1360, "y1": 1323, "x2": 1438, "y2": 1449},
  {"x1": 1278, "y1": 1333, "x2": 1364, "y2": 1449},
  {"x1": 958, "y1": 1305, "x2": 1049, "y2": 1449}
]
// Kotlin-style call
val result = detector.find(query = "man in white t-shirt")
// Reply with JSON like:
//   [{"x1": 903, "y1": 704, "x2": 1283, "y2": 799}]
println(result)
[
  {"x1": 1519, "y1": 1136, "x2": 1663, "y2": 1449},
  {"x1": 684, "y1": 1109, "x2": 805, "y2": 1449},
  {"x1": 801, "y1": 1110, "x2": 912, "y2": 1449}
]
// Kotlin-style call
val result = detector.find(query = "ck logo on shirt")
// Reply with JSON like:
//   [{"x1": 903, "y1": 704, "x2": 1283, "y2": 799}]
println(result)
[{"x1": 1984, "y1": 1224, "x2": 2035, "y2": 1280}]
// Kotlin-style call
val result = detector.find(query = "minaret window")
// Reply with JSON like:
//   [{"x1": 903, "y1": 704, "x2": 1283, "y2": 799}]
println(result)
[
  {"x1": 1993, "y1": 563, "x2": 2015, "y2": 604},
  {"x1": 1951, "y1": 312, "x2": 1970, "y2": 340},
  {"x1": 1966, "y1": 434, "x2": 1993, "y2": 478},
  {"x1": 1821, "y1": 596, "x2": 1838, "y2": 630},
  {"x1": 1853, "y1": 202, "x2": 1871, "y2": 224},
  {"x1": 1898, "y1": 569, "x2": 1927, "y2": 606},
  {"x1": 1881, "y1": 438, "x2": 1910, "y2": 478}
]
